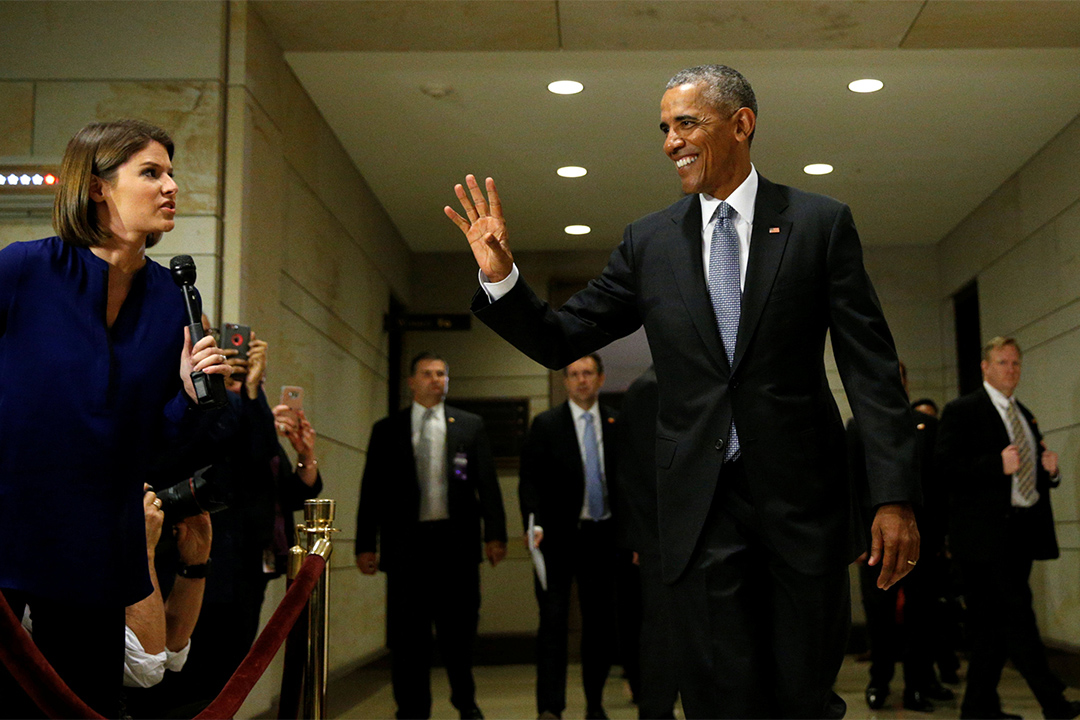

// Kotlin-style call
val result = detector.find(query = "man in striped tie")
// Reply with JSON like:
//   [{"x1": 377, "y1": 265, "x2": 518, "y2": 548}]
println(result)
[{"x1": 937, "y1": 336, "x2": 1079, "y2": 720}]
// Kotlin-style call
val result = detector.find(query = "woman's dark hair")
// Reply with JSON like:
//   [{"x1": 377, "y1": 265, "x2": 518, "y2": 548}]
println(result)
[{"x1": 53, "y1": 119, "x2": 174, "y2": 249}]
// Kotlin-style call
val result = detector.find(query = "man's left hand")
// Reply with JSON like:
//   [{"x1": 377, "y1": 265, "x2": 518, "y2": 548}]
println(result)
[
  {"x1": 1041, "y1": 447, "x2": 1059, "y2": 477},
  {"x1": 868, "y1": 502, "x2": 920, "y2": 590},
  {"x1": 485, "y1": 540, "x2": 507, "y2": 567}
]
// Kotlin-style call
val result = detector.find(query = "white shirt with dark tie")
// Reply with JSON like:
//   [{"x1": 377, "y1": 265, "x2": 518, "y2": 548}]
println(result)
[{"x1": 412, "y1": 401, "x2": 449, "y2": 521}]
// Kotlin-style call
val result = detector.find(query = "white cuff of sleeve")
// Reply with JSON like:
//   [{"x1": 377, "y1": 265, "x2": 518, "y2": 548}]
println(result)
[
  {"x1": 479, "y1": 264, "x2": 520, "y2": 303},
  {"x1": 164, "y1": 639, "x2": 191, "y2": 673}
]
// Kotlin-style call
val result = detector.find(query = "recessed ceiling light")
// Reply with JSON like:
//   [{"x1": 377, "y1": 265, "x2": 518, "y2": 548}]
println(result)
[
  {"x1": 548, "y1": 80, "x2": 584, "y2": 95},
  {"x1": 565, "y1": 225, "x2": 591, "y2": 235},
  {"x1": 848, "y1": 79, "x2": 883, "y2": 94},
  {"x1": 804, "y1": 163, "x2": 834, "y2": 176},
  {"x1": 557, "y1": 166, "x2": 587, "y2": 178}
]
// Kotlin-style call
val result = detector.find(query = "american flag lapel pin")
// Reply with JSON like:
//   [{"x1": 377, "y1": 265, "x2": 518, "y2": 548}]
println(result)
[{"x1": 769, "y1": 226, "x2": 781, "y2": 234}]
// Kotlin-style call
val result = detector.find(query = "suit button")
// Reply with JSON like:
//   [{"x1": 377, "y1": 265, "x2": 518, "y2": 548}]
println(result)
[{"x1": 715, "y1": 438, "x2": 725, "y2": 451}]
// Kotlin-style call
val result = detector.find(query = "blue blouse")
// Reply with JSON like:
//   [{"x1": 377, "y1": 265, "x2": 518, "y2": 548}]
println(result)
[{"x1": 0, "y1": 237, "x2": 191, "y2": 605}]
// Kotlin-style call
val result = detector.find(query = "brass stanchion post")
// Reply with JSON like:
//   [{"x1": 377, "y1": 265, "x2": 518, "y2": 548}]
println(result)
[{"x1": 301, "y1": 499, "x2": 337, "y2": 720}]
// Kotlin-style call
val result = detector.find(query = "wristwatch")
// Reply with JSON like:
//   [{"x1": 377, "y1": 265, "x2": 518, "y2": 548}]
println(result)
[{"x1": 177, "y1": 558, "x2": 212, "y2": 579}]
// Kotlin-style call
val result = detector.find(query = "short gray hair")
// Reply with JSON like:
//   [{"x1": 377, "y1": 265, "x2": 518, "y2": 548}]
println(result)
[{"x1": 666, "y1": 65, "x2": 757, "y2": 144}]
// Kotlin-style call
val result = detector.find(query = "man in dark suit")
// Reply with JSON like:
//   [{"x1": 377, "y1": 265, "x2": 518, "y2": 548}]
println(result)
[
  {"x1": 936, "y1": 337, "x2": 1079, "y2": 720},
  {"x1": 355, "y1": 352, "x2": 508, "y2": 720},
  {"x1": 614, "y1": 365, "x2": 678, "y2": 720},
  {"x1": 445, "y1": 64, "x2": 920, "y2": 718},
  {"x1": 521, "y1": 354, "x2": 620, "y2": 720}
]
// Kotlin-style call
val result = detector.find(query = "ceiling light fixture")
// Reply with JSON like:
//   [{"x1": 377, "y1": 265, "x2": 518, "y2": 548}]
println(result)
[
  {"x1": 848, "y1": 79, "x2": 883, "y2": 94},
  {"x1": 564, "y1": 225, "x2": 591, "y2": 235},
  {"x1": 803, "y1": 164, "x2": 834, "y2": 176},
  {"x1": 548, "y1": 80, "x2": 583, "y2": 95},
  {"x1": 557, "y1": 166, "x2": 587, "y2": 178}
]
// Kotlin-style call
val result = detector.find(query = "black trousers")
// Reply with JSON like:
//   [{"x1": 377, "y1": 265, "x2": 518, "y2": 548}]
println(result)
[
  {"x1": 387, "y1": 523, "x2": 481, "y2": 719},
  {"x1": 0, "y1": 588, "x2": 126, "y2": 719},
  {"x1": 859, "y1": 560, "x2": 936, "y2": 691},
  {"x1": 636, "y1": 552, "x2": 679, "y2": 719},
  {"x1": 535, "y1": 519, "x2": 620, "y2": 715},
  {"x1": 957, "y1": 540, "x2": 1066, "y2": 715},
  {"x1": 669, "y1": 461, "x2": 850, "y2": 719}
]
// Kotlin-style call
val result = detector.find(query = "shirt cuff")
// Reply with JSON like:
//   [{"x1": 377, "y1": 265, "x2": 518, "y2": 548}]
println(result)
[
  {"x1": 164, "y1": 640, "x2": 191, "y2": 672},
  {"x1": 479, "y1": 264, "x2": 520, "y2": 303}
]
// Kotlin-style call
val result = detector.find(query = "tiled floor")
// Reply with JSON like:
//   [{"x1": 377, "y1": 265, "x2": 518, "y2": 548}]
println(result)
[{"x1": 331, "y1": 655, "x2": 1062, "y2": 719}]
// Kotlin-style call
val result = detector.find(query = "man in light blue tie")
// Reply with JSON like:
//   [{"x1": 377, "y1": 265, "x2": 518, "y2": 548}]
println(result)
[
  {"x1": 447, "y1": 64, "x2": 921, "y2": 718},
  {"x1": 520, "y1": 353, "x2": 622, "y2": 720}
]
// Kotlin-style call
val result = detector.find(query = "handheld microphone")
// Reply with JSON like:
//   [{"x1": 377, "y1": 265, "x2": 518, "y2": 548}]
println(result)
[{"x1": 170, "y1": 255, "x2": 227, "y2": 408}]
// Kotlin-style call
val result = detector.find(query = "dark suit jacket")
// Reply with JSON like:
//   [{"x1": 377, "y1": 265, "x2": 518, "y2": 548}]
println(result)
[
  {"x1": 519, "y1": 401, "x2": 618, "y2": 552},
  {"x1": 354, "y1": 405, "x2": 507, "y2": 572},
  {"x1": 936, "y1": 388, "x2": 1059, "y2": 563},
  {"x1": 613, "y1": 366, "x2": 660, "y2": 558},
  {"x1": 474, "y1": 175, "x2": 918, "y2": 582}
]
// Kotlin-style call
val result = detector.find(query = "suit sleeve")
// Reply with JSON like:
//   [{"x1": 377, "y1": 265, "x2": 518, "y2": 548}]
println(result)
[
  {"x1": 825, "y1": 204, "x2": 920, "y2": 508},
  {"x1": 472, "y1": 230, "x2": 642, "y2": 370},
  {"x1": 355, "y1": 421, "x2": 387, "y2": 556},
  {"x1": 473, "y1": 418, "x2": 507, "y2": 544}
]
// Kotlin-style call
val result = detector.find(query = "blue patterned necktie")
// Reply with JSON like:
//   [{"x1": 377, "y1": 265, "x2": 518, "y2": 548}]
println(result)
[
  {"x1": 582, "y1": 411, "x2": 605, "y2": 519},
  {"x1": 708, "y1": 201, "x2": 741, "y2": 460}
]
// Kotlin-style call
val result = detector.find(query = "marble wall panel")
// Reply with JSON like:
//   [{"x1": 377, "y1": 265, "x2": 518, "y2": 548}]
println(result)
[
  {"x1": 276, "y1": 308, "x2": 368, "y2": 453},
  {"x1": 0, "y1": 83, "x2": 34, "y2": 156},
  {"x1": 279, "y1": 274, "x2": 385, "y2": 377},
  {"x1": 0, "y1": 218, "x2": 54, "y2": 247},
  {"x1": 332, "y1": 569, "x2": 388, "y2": 664},
  {"x1": 1012, "y1": 325, "x2": 1080, "y2": 435},
  {"x1": 1035, "y1": 549, "x2": 1080, "y2": 647},
  {"x1": 1018, "y1": 116, "x2": 1080, "y2": 240},
  {"x1": 153, "y1": 215, "x2": 219, "y2": 258},
  {"x1": 236, "y1": 94, "x2": 287, "y2": 341},
  {"x1": 938, "y1": 176, "x2": 1023, "y2": 294},
  {"x1": 33, "y1": 81, "x2": 223, "y2": 215},
  {"x1": 235, "y1": 3, "x2": 288, "y2": 131},
  {"x1": 0, "y1": 1, "x2": 225, "y2": 81},
  {"x1": 979, "y1": 222, "x2": 1059, "y2": 338},
  {"x1": 282, "y1": 170, "x2": 391, "y2": 342},
  {"x1": 1039, "y1": 425, "x2": 1080, "y2": 527}
]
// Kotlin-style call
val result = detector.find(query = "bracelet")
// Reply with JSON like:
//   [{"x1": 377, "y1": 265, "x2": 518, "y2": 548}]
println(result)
[
  {"x1": 297, "y1": 459, "x2": 318, "y2": 470},
  {"x1": 177, "y1": 558, "x2": 211, "y2": 579}
]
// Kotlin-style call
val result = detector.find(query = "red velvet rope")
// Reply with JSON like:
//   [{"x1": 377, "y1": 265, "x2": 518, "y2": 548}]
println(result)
[{"x1": 0, "y1": 553, "x2": 327, "y2": 720}]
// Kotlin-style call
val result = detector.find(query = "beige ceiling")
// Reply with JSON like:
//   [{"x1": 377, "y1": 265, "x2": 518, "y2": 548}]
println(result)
[{"x1": 255, "y1": 0, "x2": 1080, "y2": 251}]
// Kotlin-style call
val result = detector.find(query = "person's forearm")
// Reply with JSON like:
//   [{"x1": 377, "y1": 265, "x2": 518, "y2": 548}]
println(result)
[
  {"x1": 163, "y1": 577, "x2": 205, "y2": 653},
  {"x1": 126, "y1": 554, "x2": 167, "y2": 655}
]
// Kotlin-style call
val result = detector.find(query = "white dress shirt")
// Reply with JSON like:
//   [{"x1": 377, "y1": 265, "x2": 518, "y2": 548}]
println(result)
[
  {"x1": 412, "y1": 401, "x2": 450, "y2": 521},
  {"x1": 983, "y1": 381, "x2": 1039, "y2": 507},
  {"x1": 568, "y1": 400, "x2": 611, "y2": 521}
]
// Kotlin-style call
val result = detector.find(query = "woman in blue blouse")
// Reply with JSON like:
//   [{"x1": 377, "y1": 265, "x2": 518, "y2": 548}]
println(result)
[{"x1": 0, "y1": 120, "x2": 230, "y2": 717}]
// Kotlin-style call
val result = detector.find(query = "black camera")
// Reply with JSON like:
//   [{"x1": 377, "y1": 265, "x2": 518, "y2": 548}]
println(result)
[{"x1": 157, "y1": 467, "x2": 228, "y2": 522}]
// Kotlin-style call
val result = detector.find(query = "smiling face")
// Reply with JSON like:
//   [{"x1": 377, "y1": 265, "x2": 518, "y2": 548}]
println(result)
[
  {"x1": 93, "y1": 141, "x2": 177, "y2": 245},
  {"x1": 660, "y1": 82, "x2": 755, "y2": 199}
]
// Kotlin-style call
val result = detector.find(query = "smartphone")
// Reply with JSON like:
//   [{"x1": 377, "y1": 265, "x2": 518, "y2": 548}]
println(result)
[
  {"x1": 223, "y1": 323, "x2": 251, "y2": 361},
  {"x1": 280, "y1": 386, "x2": 304, "y2": 412}
]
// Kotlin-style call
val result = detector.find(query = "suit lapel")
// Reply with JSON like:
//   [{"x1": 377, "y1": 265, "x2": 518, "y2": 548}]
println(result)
[
  {"x1": 664, "y1": 194, "x2": 730, "y2": 373},
  {"x1": 733, "y1": 176, "x2": 791, "y2": 373},
  {"x1": 559, "y1": 402, "x2": 585, "y2": 479},
  {"x1": 978, "y1": 389, "x2": 1012, "y2": 448},
  {"x1": 444, "y1": 405, "x2": 460, "y2": 464}
]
